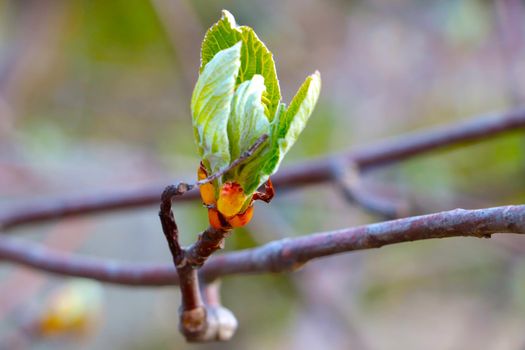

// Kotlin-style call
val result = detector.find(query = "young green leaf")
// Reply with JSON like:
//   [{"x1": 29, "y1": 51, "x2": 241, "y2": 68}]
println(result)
[
  {"x1": 278, "y1": 71, "x2": 321, "y2": 156},
  {"x1": 200, "y1": 10, "x2": 242, "y2": 72},
  {"x1": 227, "y1": 74, "x2": 270, "y2": 163},
  {"x1": 260, "y1": 72, "x2": 321, "y2": 177},
  {"x1": 200, "y1": 10, "x2": 281, "y2": 120},
  {"x1": 191, "y1": 42, "x2": 242, "y2": 173},
  {"x1": 192, "y1": 10, "x2": 321, "y2": 226},
  {"x1": 245, "y1": 103, "x2": 287, "y2": 189},
  {"x1": 237, "y1": 27, "x2": 280, "y2": 120},
  {"x1": 225, "y1": 74, "x2": 273, "y2": 194}
]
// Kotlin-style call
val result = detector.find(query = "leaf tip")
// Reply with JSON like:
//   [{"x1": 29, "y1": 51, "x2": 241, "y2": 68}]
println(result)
[
  {"x1": 310, "y1": 70, "x2": 321, "y2": 92},
  {"x1": 221, "y1": 9, "x2": 237, "y2": 27}
]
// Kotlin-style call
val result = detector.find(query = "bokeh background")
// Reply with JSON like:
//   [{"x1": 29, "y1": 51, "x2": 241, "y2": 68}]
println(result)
[{"x1": 2, "y1": 0, "x2": 525, "y2": 349}]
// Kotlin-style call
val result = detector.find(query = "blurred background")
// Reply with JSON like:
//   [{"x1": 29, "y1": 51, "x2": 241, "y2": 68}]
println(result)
[{"x1": 1, "y1": 0, "x2": 525, "y2": 349}]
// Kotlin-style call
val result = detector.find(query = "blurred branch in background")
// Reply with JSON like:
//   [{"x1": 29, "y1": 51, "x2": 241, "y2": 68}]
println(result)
[
  {"x1": 1, "y1": 107, "x2": 524, "y2": 291},
  {"x1": 2, "y1": 105, "x2": 524, "y2": 342},
  {"x1": 1, "y1": 106, "x2": 525, "y2": 286},
  {"x1": 331, "y1": 162, "x2": 409, "y2": 220},
  {"x1": 2, "y1": 107, "x2": 525, "y2": 230}
]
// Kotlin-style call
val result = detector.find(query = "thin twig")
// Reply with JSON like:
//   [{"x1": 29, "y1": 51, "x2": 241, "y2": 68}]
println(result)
[
  {"x1": 157, "y1": 135, "x2": 267, "y2": 341},
  {"x1": 330, "y1": 161, "x2": 409, "y2": 219},
  {"x1": 2, "y1": 108, "x2": 525, "y2": 230},
  {"x1": 1, "y1": 205, "x2": 524, "y2": 286},
  {"x1": 158, "y1": 182, "x2": 207, "y2": 339},
  {"x1": 195, "y1": 134, "x2": 269, "y2": 186},
  {"x1": 159, "y1": 183, "x2": 192, "y2": 264},
  {"x1": 185, "y1": 226, "x2": 231, "y2": 268},
  {"x1": 159, "y1": 210, "x2": 231, "y2": 341}
]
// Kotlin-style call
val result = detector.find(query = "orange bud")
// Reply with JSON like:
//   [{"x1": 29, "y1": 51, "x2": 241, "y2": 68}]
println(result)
[
  {"x1": 228, "y1": 205, "x2": 254, "y2": 228},
  {"x1": 217, "y1": 182, "x2": 247, "y2": 218},
  {"x1": 197, "y1": 163, "x2": 208, "y2": 180},
  {"x1": 197, "y1": 163, "x2": 216, "y2": 205},
  {"x1": 208, "y1": 208, "x2": 224, "y2": 230},
  {"x1": 199, "y1": 183, "x2": 216, "y2": 206}
]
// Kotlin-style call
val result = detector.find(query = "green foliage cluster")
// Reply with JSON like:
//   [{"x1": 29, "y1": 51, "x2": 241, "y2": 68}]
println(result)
[{"x1": 191, "y1": 10, "x2": 321, "y2": 196}]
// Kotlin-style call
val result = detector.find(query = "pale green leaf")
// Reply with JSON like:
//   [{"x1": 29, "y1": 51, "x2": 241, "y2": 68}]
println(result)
[
  {"x1": 200, "y1": 10, "x2": 281, "y2": 120},
  {"x1": 226, "y1": 75, "x2": 271, "y2": 192},
  {"x1": 261, "y1": 72, "x2": 321, "y2": 177},
  {"x1": 260, "y1": 103, "x2": 287, "y2": 175},
  {"x1": 193, "y1": 11, "x2": 321, "y2": 200},
  {"x1": 227, "y1": 74, "x2": 270, "y2": 162},
  {"x1": 237, "y1": 27, "x2": 280, "y2": 120},
  {"x1": 200, "y1": 10, "x2": 242, "y2": 72},
  {"x1": 278, "y1": 71, "x2": 321, "y2": 150},
  {"x1": 191, "y1": 42, "x2": 242, "y2": 173}
]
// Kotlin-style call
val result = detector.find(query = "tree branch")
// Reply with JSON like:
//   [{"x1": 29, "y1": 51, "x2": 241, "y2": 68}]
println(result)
[
  {"x1": 159, "y1": 184, "x2": 188, "y2": 264},
  {"x1": 2, "y1": 108, "x2": 525, "y2": 230},
  {"x1": 156, "y1": 134, "x2": 268, "y2": 341},
  {"x1": 330, "y1": 161, "x2": 409, "y2": 219},
  {"x1": 1, "y1": 205, "x2": 524, "y2": 286},
  {"x1": 158, "y1": 182, "x2": 235, "y2": 341},
  {"x1": 158, "y1": 182, "x2": 206, "y2": 340},
  {"x1": 185, "y1": 226, "x2": 231, "y2": 268},
  {"x1": 158, "y1": 182, "x2": 213, "y2": 340}
]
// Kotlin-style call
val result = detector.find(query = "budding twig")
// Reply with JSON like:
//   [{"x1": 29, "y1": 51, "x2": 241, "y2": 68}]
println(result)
[
  {"x1": 157, "y1": 135, "x2": 269, "y2": 342},
  {"x1": 159, "y1": 184, "x2": 207, "y2": 340},
  {"x1": 159, "y1": 183, "x2": 192, "y2": 264},
  {"x1": 195, "y1": 133, "x2": 269, "y2": 186}
]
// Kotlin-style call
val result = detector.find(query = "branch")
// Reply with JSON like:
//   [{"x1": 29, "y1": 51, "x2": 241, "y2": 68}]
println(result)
[
  {"x1": 156, "y1": 135, "x2": 268, "y2": 341},
  {"x1": 330, "y1": 162, "x2": 409, "y2": 219},
  {"x1": 185, "y1": 226, "x2": 231, "y2": 268},
  {"x1": 2, "y1": 108, "x2": 525, "y2": 230},
  {"x1": 1, "y1": 205, "x2": 524, "y2": 286},
  {"x1": 158, "y1": 183, "x2": 206, "y2": 340},
  {"x1": 159, "y1": 184, "x2": 188, "y2": 264},
  {"x1": 158, "y1": 182, "x2": 234, "y2": 341}
]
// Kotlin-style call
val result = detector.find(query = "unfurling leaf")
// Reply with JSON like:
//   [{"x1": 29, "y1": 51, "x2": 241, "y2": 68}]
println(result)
[
  {"x1": 201, "y1": 10, "x2": 281, "y2": 120},
  {"x1": 227, "y1": 75, "x2": 269, "y2": 162},
  {"x1": 191, "y1": 42, "x2": 241, "y2": 174},
  {"x1": 267, "y1": 71, "x2": 322, "y2": 175}
]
